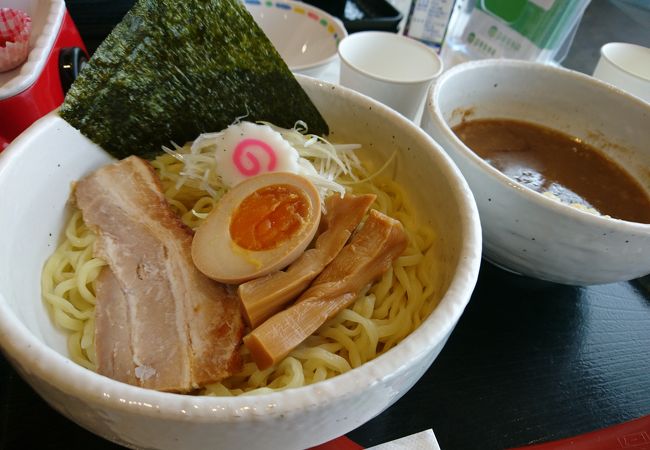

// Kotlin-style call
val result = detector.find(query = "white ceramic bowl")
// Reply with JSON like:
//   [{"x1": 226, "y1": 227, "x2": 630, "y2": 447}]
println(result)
[
  {"x1": 244, "y1": 0, "x2": 347, "y2": 78},
  {"x1": 422, "y1": 59, "x2": 650, "y2": 285},
  {"x1": 0, "y1": 76, "x2": 481, "y2": 450}
]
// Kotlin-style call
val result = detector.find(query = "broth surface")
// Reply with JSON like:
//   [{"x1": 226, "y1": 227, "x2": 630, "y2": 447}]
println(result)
[{"x1": 453, "y1": 119, "x2": 650, "y2": 224}]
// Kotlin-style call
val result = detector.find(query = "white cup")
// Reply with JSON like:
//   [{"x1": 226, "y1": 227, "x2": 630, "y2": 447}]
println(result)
[
  {"x1": 338, "y1": 31, "x2": 443, "y2": 121},
  {"x1": 592, "y1": 42, "x2": 650, "y2": 103}
]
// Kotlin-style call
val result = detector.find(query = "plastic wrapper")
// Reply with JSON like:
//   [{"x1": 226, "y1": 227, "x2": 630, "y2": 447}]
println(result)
[{"x1": 440, "y1": 0, "x2": 591, "y2": 68}]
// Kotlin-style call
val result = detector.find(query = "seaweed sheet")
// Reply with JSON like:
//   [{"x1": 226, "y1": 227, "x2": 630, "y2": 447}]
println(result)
[{"x1": 59, "y1": 0, "x2": 329, "y2": 159}]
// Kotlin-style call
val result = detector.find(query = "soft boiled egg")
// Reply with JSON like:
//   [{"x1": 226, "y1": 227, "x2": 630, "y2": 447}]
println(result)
[{"x1": 191, "y1": 172, "x2": 321, "y2": 284}]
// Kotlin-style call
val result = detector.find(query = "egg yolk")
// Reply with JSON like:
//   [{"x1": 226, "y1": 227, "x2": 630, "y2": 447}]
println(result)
[{"x1": 230, "y1": 184, "x2": 310, "y2": 251}]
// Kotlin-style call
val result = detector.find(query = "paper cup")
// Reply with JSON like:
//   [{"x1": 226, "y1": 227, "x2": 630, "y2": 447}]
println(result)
[
  {"x1": 592, "y1": 42, "x2": 650, "y2": 103},
  {"x1": 338, "y1": 31, "x2": 442, "y2": 121}
]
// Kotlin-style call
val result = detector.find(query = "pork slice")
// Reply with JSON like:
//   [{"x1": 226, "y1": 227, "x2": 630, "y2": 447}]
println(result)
[
  {"x1": 180, "y1": 268, "x2": 244, "y2": 386},
  {"x1": 238, "y1": 193, "x2": 376, "y2": 328},
  {"x1": 94, "y1": 267, "x2": 138, "y2": 385},
  {"x1": 75, "y1": 156, "x2": 243, "y2": 392}
]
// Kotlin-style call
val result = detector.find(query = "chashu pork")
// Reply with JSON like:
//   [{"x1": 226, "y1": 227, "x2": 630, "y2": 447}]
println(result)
[{"x1": 75, "y1": 156, "x2": 244, "y2": 392}]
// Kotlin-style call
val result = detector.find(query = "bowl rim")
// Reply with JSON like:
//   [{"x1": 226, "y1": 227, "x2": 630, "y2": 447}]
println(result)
[
  {"x1": 243, "y1": 0, "x2": 348, "y2": 72},
  {"x1": 0, "y1": 76, "x2": 482, "y2": 424},
  {"x1": 427, "y1": 58, "x2": 650, "y2": 232}
]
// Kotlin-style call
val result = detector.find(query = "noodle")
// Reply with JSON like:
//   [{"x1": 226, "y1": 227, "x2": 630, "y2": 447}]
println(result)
[
  {"x1": 41, "y1": 210, "x2": 105, "y2": 370},
  {"x1": 41, "y1": 134, "x2": 439, "y2": 395}
]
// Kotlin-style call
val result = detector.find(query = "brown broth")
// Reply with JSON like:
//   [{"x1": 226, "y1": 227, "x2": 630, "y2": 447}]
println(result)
[{"x1": 452, "y1": 119, "x2": 650, "y2": 224}]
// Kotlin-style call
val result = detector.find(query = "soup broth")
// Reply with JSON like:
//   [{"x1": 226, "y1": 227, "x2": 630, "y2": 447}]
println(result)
[{"x1": 452, "y1": 119, "x2": 650, "y2": 224}]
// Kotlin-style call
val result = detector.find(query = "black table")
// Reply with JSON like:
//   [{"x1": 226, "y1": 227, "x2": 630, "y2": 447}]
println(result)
[{"x1": 2, "y1": 1, "x2": 649, "y2": 449}]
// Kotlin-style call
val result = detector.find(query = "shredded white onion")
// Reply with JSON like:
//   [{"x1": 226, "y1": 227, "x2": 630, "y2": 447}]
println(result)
[{"x1": 162, "y1": 121, "x2": 367, "y2": 205}]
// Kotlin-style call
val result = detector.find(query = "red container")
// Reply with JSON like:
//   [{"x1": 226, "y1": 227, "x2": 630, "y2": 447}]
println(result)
[{"x1": 0, "y1": 0, "x2": 86, "y2": 151}]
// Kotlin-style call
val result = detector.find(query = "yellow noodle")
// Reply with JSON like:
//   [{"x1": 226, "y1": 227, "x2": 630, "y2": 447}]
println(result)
[
  {"x1": 42, "y1": 148, "x2": 440, "y2": 396},
  {"x1": 42, "y1": 210, "x2": 104, "y2": 368},
  {"x1": 291, "y1": 346, "x2": 352, "y2": 374}
]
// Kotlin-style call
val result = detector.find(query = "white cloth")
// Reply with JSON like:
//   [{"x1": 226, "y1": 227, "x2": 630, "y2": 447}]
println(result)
[{"x1": 367, "y1": 429, "x2": 441, "y2": 450}]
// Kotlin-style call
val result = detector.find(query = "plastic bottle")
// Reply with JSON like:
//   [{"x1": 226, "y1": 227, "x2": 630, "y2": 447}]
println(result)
[{"x1": 440, "y1": 0, "x2": 591, "y2": 68}]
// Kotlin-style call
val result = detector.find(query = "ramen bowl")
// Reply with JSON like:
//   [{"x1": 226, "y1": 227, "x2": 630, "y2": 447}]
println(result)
[
  {"x1": 422, "y1": 59, "x2": 650, "y2": 285},
  {"x1": 0, "y1": 76, "x2": 481, "y2": 450},
  {"x1": 243, "y1": 0, "x2": 346, "y2": 78}
]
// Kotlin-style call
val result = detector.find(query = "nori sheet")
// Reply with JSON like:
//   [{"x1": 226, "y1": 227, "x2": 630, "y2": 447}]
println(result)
[{"x1": 59, "y1": 0, "x2": 329, "y2": 159}]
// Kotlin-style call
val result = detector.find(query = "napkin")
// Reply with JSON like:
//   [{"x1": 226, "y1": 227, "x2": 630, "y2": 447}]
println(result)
[
  {"x1": 313, "y1": 429, "x2": 441, "y2": 450},
  {"x1": 367, "y1": 429, "x2": 441, "y2": 450}
]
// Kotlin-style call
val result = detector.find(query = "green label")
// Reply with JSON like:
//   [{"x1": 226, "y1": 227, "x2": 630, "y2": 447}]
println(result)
[
  {"x1": 476, "y1": 0, "x2": 582, "y2": 49},
  {"x1": 483, "y1": 0, "x2": 528, "y2": 23}
]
